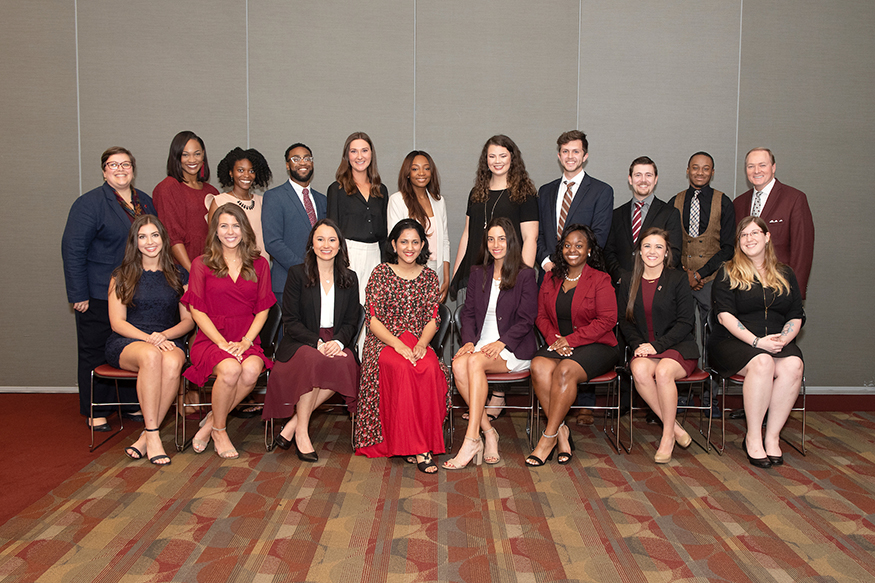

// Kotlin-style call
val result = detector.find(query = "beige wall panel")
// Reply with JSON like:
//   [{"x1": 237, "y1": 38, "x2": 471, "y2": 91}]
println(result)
[
  {"x1": 738, "y1": 2, "x2": 875, "y2": 386},
  {"x1": 577, "y1": 1, "x2": 742, "y2": 206},
  {"x1": 77, "y1": 1, "x2": 248, "y2": 194},
  {"x1": 415, "y1": 1, "x2": 580, "y2": 255},
  {"x1": 0, "y1": 3, "x2": 80, "y2": 386},
  {"x1": 248, "y1": 1, "x2": 414, "y2": 194}
]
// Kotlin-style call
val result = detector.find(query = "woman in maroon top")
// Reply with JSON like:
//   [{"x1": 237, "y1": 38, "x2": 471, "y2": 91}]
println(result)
[{"x1": 617, "y1": 228, "x2": 699, "y2": 464}]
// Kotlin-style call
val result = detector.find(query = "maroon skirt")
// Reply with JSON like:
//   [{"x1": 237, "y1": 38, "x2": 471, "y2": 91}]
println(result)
[
  {"x1": 634, "y1": 348, "x2": 698, "y2": 377},
  {"x1": 263, "y1": 329, "x2": 359, "y2": 418}
]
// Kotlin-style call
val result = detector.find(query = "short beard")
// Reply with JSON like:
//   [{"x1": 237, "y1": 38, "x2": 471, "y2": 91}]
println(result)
[{"x1": 290, "y1": 167, "x2": 313, "y2": 184}]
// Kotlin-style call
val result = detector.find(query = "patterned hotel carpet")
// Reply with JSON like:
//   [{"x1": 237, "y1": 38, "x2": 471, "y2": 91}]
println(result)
[{"x1": 1, "y1": 412, "x2": 875, "y2": 583}]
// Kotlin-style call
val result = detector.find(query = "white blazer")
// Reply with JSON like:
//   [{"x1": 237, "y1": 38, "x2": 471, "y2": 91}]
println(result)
[{"x1": 387, "y1": 191, "x2": 451, "y2": 288}]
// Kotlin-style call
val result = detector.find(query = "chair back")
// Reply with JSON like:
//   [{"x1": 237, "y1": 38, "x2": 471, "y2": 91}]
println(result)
[
  {"x1": 353, "y1": 304, "x2": 366, "y2": 364},
  {"x1": 430, "y1": 303, "x2": 453, "y2": 359},
  {"x1": 260, "y1": 303, "x2": 283, "y2": 359}
]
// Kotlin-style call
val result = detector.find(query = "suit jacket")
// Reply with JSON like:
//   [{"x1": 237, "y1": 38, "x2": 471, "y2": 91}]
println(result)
[
  {"x1": 275, "y1": 264, "x2": 360, "y2": 362},
  {"x1": 537, "y1": 174, "x2": 614, "y2": 264},
  {"x1": 62, "y1": 183, "x2": 157, "y2": 302},
  {"x1": 460, "y1": 265, "x2": 538, "y2": 359},
  {"x1": 617, "y1": 267, "x2": 699, "y2": 360},
  {"x1": 733, "y1": 179, "x2": 814, "y2": 299},
  {"x1": 604, "y1": 197, "x2": 682, "y2": 285},
  {"x1": 262, "y1": 181, "x2": 327, "y2": 294},
  {"x1": 536, "y1": 264, "x2": 617, "y2": 348}
]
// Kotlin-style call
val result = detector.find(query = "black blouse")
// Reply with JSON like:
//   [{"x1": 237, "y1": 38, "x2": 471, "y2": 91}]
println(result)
[{"x1": 326, "y1": 181, "x2": 389, "y2": 250}]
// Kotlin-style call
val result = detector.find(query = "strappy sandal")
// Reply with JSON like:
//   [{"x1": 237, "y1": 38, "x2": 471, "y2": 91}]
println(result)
[
  {"x1": 557, "y1": 423, "x2": 576, "y2": 465},
  {"x1": 416, "y1": 452, "x2": 437, "y2": 474},
  {"x1": 192, "y1": 412, "x2": 212, "y2": 454},
  {"x1": 144, "y1": 427, "x2": 171, "y2": 466},
  {"x1": 483, "y1": 427, "x2": 501, "y2": 464},
  {"x1": 211, "y1": 426, "x2": 239, "y2": 459},
  {"x1": 526, "y1": 430, "x2": 558, "y2": 467}
]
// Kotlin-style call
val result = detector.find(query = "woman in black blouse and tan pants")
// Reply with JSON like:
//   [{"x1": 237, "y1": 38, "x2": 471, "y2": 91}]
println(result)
[{"x1": 327, "y1": 132, "x2": 389, "y2": 304}]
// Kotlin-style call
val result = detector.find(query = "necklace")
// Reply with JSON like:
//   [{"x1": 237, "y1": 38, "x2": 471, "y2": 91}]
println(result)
[
  {"x1": 484, "y1": 189, "x2": 507, "y2": 228},
  {"x1": 235, "y1": 198, "x2": 255, "y2": 211},
  {"x1": 565, "y1": 272, "x2": 581, "y2": 282}
]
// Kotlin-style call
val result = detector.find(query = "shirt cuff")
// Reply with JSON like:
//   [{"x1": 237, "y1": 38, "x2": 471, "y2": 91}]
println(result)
[{"x1": 331, "y1": 339, "x2": 344, "y2": 350}]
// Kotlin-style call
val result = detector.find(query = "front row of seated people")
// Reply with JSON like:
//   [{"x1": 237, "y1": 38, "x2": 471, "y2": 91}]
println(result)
[{"x1": 96, "y1": 202, "x2": 802, "y2": 471}]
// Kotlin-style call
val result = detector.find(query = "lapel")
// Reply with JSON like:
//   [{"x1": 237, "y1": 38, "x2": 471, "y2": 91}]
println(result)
[
  {"x1": 103, "y1": 183, "x2": 134, "y2": 232},
  {"x1": 620, "y1": 200, "x2": 634, "y2": 241},
  {"x1": 571, "y1": 264, "x2": 596, "y2": 315},
  {"x1": 642, "y1": 196, "x2": 664, "y2": 231},
  {"x1": 760, "y1": 180, "x2": 782, "y2": 218},
  {"x1": 545, "y1": 179, "x2": 561, "y2": 230},
  {"x1": 286, "y1": 181, "x2": 311, "y2": 224},
  {"x1": 566, "y1": 174, "x2": 591, "y2": 219}
]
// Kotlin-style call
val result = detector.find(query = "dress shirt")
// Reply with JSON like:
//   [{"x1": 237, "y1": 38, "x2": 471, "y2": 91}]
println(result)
[
  {"x1": 678, "y1": 185, "x2": 736, "y2": 278},
  {"x1": 319, "y1": 284, "x2": 344, "y2": 349},
  {"x1": 554, "y1": 169, "x2": 586, "y2": 230},
  {"x1": 631, "y1": 193, "x2": 655, "y2": 223},
  {"x1": 290, "y1": 179, "x2": 316, "y2": 213}
]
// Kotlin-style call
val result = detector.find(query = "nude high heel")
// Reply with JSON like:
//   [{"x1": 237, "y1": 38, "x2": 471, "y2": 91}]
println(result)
[{"x1": 442, "y1": 436, "x2": 484, "y2": 469}]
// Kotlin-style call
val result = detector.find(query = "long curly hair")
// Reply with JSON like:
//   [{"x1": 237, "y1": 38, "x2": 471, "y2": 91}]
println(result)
[
  {"x1": 397, "y1": 150, "x2": 442, "y2": 234},
  {"x1": 550, "y1": 223, "x2": 606, "y2": 280},
  {"x1": 166, "y1": 131, "x2": 210, "y2": 183},
  {"x1": 624, "y1": 228, "x2": 673, "y2": 322},
  {"x1": 111, "y1": 215, "x2": 183, "y2": 306},
  {"x1": 471, "y1": 134, "x2": 536, "y2": 204},
  {"x1": 335, "y1": 131, "x2": 384, "y2": 198},
  {"x1": 302, "y1": 219, "x2": 356, "y2": 289},
  {"x1": 217, "y1": 147, "x2": 272, "y2": 190},
  {"x1": 723, "y1": 216, "x2": 790, "y2": 295},
  {"x1": 203, "y1": 203, "x2": 261, "y2": 281},
  {"x1": 476, "y1": 217, "x2": 524, "y2": 291}
]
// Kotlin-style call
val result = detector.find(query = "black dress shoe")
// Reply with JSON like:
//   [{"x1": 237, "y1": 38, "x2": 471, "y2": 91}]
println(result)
[
  {"x1": 273, "y1": 434, "x2": 294, "y2": 451},
  {"x1": 87, "y1": 419, "x2": 112, "y2": 432},
  {"x1": 297, "y1": 449, "x2": 318, "y2": 463},
  {"x1": 122, "y1": 412, "x2": 144, "y2": 422},
  {"x1": 742, "y1": 437, "x2": 772, "y2": 468},
  {"x1": 766, "y1": 454, "x2": 784, "y2": 466}
]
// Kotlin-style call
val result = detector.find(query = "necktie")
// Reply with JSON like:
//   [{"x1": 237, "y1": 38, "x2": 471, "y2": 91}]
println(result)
[
  {"x1": 632, "y1": 201, "x2": 644, "y2": 244},
  {"x1": 751, "y1": 190, "x2": 763, "y2": 217},
  {"x1": 557, "y1": 181, "x2": 575, "y2": 239},
  {"x1": 689, "y1": 189, "x2": 701, "y2": 237},
  {"x1": 302, "y1": 187, "x2": 317, "y2": 226}
]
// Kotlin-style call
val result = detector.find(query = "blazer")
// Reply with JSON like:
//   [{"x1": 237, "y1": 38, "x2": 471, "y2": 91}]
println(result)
[
  {"x1": 617, "y1": 267, "x2": 699, "y2": 360},
  {"x1": 460, "y1": 264, "x2": 538, "y2": 359},
  {"x1": 62, "y1": 183, "x2": 156, "y2": 303},
  {"x1": 275, "y1": 264, "x2": 360, "y2": 363},
  {"x1": 536, "y1": 264, "x2": 617, "y2": 348},
  {"x1": 262, "y1": 180, "x2": 327, "y2": 294},
  {"x1": 604, "y1": 196, "x2": 682, "y2": 286},
  {"x1": 387, "y1": 191, "x2": 451, "y2": 288},
  {"x1": 733, "y1": 179, "x2": 814, "y2": 299},
  {"x1": 537, "y1": 173, "x2": 614, "y2": 265}
]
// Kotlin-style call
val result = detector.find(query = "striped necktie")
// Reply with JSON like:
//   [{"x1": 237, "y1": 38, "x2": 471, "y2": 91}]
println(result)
[
  {"x1": 632, "y1": 201, "x2": 644, "y2": 244},
  {"x1": 557, "y1": 181, "x2": 575, "y2": 239}
]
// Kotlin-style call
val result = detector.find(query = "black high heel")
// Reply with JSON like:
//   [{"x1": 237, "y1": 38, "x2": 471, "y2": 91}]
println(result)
[
  {"x1": 273, "y1": 433, "x2": 294, "y2": 451},
  {"x1": 557, "y1": 424, "x2": 576, "y2": 465},
  {"x1": 743, "y1": 436, "x2": 772, "y2": 468},
  {"x1": 526, "y1": 430, "x2": 558, "y2": 467}
]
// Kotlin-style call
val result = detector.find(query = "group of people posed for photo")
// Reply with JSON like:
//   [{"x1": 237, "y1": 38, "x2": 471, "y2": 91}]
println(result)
[{"x1": 62, "y1": 128, "x2": 814, "y2": 473}]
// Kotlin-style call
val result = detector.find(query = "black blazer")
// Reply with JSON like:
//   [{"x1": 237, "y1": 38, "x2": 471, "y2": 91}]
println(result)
[
  {"x1": 617, "y1": 267, "x2": 699, "y2": 361},
  {"x1": 275, "y1": 263, "x2": 361, "y2": 362},
  {"x1": 604, "y1": 196, "x2": 682, "y2": 285}
]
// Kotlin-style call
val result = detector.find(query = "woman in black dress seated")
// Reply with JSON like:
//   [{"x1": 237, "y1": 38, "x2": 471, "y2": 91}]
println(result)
[
  {"x1": 447, "y1": 217, "x2": 538, "y2": 469},
  {"x1": 708, "y1": 216, "x2": 804, "y2": 468},
  {"x1": 527, "y1": 224, "x2": 618, "y2": 466},
  {"x1": 263, "y1": 219, "x2": 360, "y2": 462},
  {"x1": 106, "y1": 215, "x2": 194, "y2": 465},
  {"x1": 618, "y1": 228, "x2": 698, "y2": 464}
]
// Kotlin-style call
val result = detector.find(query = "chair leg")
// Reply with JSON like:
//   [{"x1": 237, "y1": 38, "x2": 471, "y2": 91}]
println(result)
[{"x1": 265, "y1": 418, "x2": 274, "y2": 451}]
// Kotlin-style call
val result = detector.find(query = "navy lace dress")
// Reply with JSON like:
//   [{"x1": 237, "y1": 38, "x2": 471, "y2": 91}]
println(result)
[{"x1": 105, "y1": 269, "x2": 187, "y2": 368}]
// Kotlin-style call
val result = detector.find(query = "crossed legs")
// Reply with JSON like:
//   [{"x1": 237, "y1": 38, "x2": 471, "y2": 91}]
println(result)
[
  {"x1": 278, "y1": 388, "x2": 337, "y2": 453},
  {"x1": 528, "y1": 356, "x2": 587, "y2": 464},
  {"x1": 740, "y1": 354, "x2": 803, "y2": 458},
  {"x1": 630, "y1": 357, "x2": 688, "y2": 458},
  {"x1": 450, "y1": 352, "x2": 508, "y2": 464}
]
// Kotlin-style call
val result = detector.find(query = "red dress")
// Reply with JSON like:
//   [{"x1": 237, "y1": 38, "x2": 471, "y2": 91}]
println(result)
[
  {"x1": 152, "y1": 176, "x2": 219, "y2": 268},
  {"x1": 181, "y1": 256, "x2": 275, "y2": 385},
  {"x1": 355, "y1": 263, "x2": 449, "y2": 457}
]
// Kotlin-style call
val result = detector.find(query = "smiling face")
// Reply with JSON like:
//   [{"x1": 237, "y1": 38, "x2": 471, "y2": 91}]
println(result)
[
  {"x1": 562, "y1": 230, "x2": 589, "y2": 268},
  {"x1": 180, "y1": 139, "x2": 205, "y2": 181},
  {"x1": 409, "y1": 155, "x2": 432, "y2": 190},
  {"x1": 487, "y1": 225, "x2": 507, "y2": 262},
  {"x1": 745, "y1": 149, "x2": 775, "y2": 191},
  {"x1": 103, "y1": 154, "x2": 134, "y2": 191},
  {"x1": 738, "y1": 221, "x2": 770, "y2": 261},
  {"x1": 286, "y1": 146, "x2": 313, "y2": 185},
  {"x1": 231, "y1": 158, "x2": 255, "y2": 192},
  {"x1": 640, "y1": 234, "x2": 667, "y2": 269},
  {"x1": 392, "y1": 228, "x2": 423, "y2": 265},
  {"x1": 312, "y1": 224, "x2": 339, "y2": 263},
  {"x1": 628, "y1": 164, "x2": 658, "y2": 200},
  {"x1": 137, "y1": 222, "x2": 163, "y2": 259},
  {"x1": 216, "y1": 213, "x2": 242, "y2": 251},
  {"x1": 687, "y1": 154, "x2": 714, "y2": 189},
  {"x1": 487, "y1": 145, "x2": 511, "y2": 178},
  {"x1": 558, "y1": 139, "x2": 588, "y2": 177},
  {"x1": 347, "y1": 139, "x2": 372, "y2": 174}
]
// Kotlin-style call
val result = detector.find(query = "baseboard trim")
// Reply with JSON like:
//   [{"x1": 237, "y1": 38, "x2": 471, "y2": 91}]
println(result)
[{"x1": 1, "y1": 387, "x2": 79, "y2": 394}]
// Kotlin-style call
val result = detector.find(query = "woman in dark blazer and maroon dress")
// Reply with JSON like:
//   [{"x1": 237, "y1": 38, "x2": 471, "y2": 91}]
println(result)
[
  {"x1": 447, "y1": 217, "x2": 537, "y2": 469},
  {"x1": 528, "y1": 224, "x2": 618, "y2": 466},
  {"x1": 263, "y1": 219, "x2": 360, "y2": 462},
  {"x1": 618, "y1": 228, "x2": 698, "y2": 464}
]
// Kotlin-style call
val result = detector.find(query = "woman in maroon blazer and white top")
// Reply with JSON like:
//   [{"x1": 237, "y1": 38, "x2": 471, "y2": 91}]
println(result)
[{"x1": 527, "y1": 224, "x2": 618, "y2": 466}]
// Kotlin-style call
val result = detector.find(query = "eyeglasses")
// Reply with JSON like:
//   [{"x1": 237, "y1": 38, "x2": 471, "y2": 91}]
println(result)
[
  {"x1": 288, "y1": 156, "x2": 313, "y2": 164},
  {"x1": 739, "y1": 230, "x2": 764, "y2": 240},
  {"x1": 104, "y1": 161, "x2": 132, "y2": 170}
]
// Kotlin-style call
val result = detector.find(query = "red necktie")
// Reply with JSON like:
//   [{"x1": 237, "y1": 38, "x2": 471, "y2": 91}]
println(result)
[
  {"x1": 632, "y1": 201, "x2": 644, "y2": 244},
  {"x1": 302, "y1": 187, "x2": 317, "y2": 226}
]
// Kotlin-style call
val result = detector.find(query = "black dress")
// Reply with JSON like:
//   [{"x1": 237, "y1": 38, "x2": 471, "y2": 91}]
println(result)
[
  {"x1": 104, "y1": 269, "x2": 187, "y2": 368},
  {"x1": 707, "y1": 265, "x2": 804, "y2": 377}
]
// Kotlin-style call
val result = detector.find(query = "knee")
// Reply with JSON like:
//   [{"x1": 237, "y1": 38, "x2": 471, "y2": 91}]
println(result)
[
  {"x1": 215, "y1": 361, "x2": 243, "y2": 385},
  {"x1": 554, "y1": 363, "x2": 577, "y2": 388},
  {"x1": 778, "y1": 357, "x2": 804, "y2": 383},
  {"x1": 452, "y1": 356, "x2": 468, "y2": 381},
  {"x1": 140, "y1": 345, "x2": 163, "y2": 369},
  {"x1": 747, "y1": 353, "x2": 775, "y2": 376},
  {"x1": 654, "y1": 364, "x2": 677, "y2": 387},
  {"x1": 163, "y1": 351, "x2": 185, "y2": 376},
  {"x1": 630, "y1": 360, "x2": 648, "y2": 383},
  {"x1": 240, "y1": 361, "x2": 264, "y2": 385}
]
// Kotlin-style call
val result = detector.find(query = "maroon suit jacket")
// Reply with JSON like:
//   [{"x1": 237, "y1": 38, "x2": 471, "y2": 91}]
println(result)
[
  {"x1": 734, "y1": 179, "x2": 814, "y2": 298},
  {"x1": 536, "y1": 264, "x2": 617, "y2": 348}
]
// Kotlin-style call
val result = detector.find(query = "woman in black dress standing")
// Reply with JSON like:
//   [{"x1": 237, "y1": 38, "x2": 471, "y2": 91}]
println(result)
[{"x1": 708, "y1": 216, "x2": 804, "y2": 468}]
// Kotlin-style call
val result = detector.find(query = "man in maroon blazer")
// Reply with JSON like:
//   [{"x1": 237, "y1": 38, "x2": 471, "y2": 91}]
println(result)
[{"x1": 733, "y1": 148, "x2": 815, "y2": 299}]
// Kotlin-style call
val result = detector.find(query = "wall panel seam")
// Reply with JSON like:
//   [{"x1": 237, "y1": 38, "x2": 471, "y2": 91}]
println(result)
[
  {"x1": 75, "y1": 0, "x2": 82, "y2": 195},
  {"x1": 733, "y1": 0, "x2": 744, "y2": 197}
]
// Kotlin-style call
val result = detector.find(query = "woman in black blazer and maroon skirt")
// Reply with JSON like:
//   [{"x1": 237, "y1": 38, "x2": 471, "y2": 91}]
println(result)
[
  {"x1": 263, "y1": 219, "x2": 360, "y2": 462},
  {"x1": 618, "y1": 228, "x2": 698, "y2": 464}
]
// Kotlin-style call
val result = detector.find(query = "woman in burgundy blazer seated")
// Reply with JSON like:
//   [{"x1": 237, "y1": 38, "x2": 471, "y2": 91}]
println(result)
[
  {"x1": 528, "y1": 224, "x2": 618, "y2": 466},
  {"x1": 618, "y1": 228, "x2": 699, "y2": 464},
  {"x1": 447, "y1": 217, "x2": 538, "y2": 469}
]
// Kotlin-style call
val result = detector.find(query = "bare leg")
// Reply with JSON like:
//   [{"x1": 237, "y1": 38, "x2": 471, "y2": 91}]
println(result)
[
  {"x1": 764, "y1": 356, "x2": 803, "y2": 457},
  {"x1": 293, "y1": 388, "x2": 336, "y2": 453},
  {"x1": 194, "y1": 356, "x2": 263, "y2": 456},
  {"x1": 739, "y1": 354, "x2": 776, "y2": 459},
  {"x1": 528, "y1": 357, "x2": 586, "y2": 464},
  {"x1": 446, "y1": 353, "x2": 507, "y2": 467}
]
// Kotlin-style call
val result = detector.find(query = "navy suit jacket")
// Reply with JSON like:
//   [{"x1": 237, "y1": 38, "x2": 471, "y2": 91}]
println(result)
[
  {"x1": 275, "y1": 264, "x2": 361, "y2": 363},
  {"x1": 604, "y1": 197, "x2": 682, "y2": 286},
  {"x1": 537, "y1": 173, "x2": 614, "y2": 265},
  {"x1": 262, "y1": 180, "x2": 327, "y2": 294},
  {"x1": 62, "y1": 183, "x2": 156, "y2": 302},
  {"x1": 460, "y1": 265, "x2": 538, "y2": 360}
]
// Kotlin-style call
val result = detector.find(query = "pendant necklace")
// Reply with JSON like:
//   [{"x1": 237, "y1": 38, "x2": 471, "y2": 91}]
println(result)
[{"x1": 484, "y1": 189, "x2": 507, "y2": 228}]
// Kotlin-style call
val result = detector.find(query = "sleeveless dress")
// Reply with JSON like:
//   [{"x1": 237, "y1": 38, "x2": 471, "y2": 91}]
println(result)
[{"x1": 104, "y1": 269, "x2": 187, "y2": 368}]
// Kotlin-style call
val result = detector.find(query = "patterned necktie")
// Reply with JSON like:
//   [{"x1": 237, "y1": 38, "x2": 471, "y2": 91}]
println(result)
[
  {"x1": 302, "y1": 187, "x2": 317, "y2": 226},
  {"x1": 751, "y1": 190, "x2": 763, "y2": 217},
  {"x1": 557, "y1": 181, "x2": 575, "y2": 239},
  {"x1": 689, "y1": 190, "x2": 701, "y2": 237},
  {"x1": 632, "y1": 201, "x2": 644, "y2": 244}
]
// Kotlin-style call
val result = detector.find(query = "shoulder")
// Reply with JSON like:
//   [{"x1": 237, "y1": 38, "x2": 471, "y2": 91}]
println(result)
[
  {"x1": 586, "y1": 264, "x2": 613, "y2": 286},
  {"x1": 388, "y1": 191, "x2": 404, "y2": 206},
  {"x1": 152, "y1": 176, "x2": 177, "y2": 195},
  {"x1": 585, "y1": 174, "x2": 613, "y2": 194},
  {"x1": 327, "y1": 182, "x2": 344, "y2": 195},
  {"x1": 379, "y1": 184, "x2": 389, "y2": 196},
  {"x1": 135, "y1": 188, "x2": 154, "y2": 205},
  {"x1": 264, "y1": 181, "x2": 290, "y2": 198},
  {"x1": 774, "y1": 180, "x2": 809, "y2": 203},
  {"x1": 254, "y1": 255, "x2": 270, "y2": 274},
  {"x1": 662, "y1": 267, "x2": 687, "y2": 286},
  {"x1": 537, "y1": 178, "x2": 561, "y2": 196}
]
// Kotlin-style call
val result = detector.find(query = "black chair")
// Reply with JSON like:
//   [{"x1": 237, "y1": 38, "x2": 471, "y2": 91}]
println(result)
[{"x1": 89, "y1": 365, "x2": 141, "y2": 451}]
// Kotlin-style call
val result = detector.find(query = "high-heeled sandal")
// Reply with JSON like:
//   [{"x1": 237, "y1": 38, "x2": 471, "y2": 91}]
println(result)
[
  {"x1": 192, "y1": 412, "x2": 213, "y2": 454},
  {"x1": 526, "y1": 430, "x2": 558, "y2": 466},
  {"x1": 125, "y1": 432, "x2": 145, "y2": 460},
  {"x1": 211, "y1": 426, "x2": 239, "y2": 459},
  {"x1": 557, "y1": 423, "x2": 576, "y2": 465},
  {"x1": 144, "y1": 427, "x2": 171, "y2": 465},
  {"x1": 483, "y1": 427, "x2": 501, "y2": 464},
  {"x1": 442, "y1": 437, "x2": 484, "y2": 469},
  {"x1": 416, "y1": 452, "x2": 438, "y2": 474}
]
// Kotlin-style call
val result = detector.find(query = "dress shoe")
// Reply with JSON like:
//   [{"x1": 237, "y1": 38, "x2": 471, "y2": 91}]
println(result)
[
  {"x1": 88, "y1": 419, "x2": 112, "y2": 432},
  {"x1": 273, "y1": 433, "x2": 294, "y2": 451},
  {"x1": 767, "y1": 454, "x2": 784, "y2": 466},
  {"x1": 742, "y1": 436, "x2": 772, "y2": 468},
  {"x1": 654, "y1": 450, "x2": 672, "y2": 464},
  {"x1": 123, "y1": 411, "x2": 145, "y2": 422},
  {"x1": 675, "y1": 422, "x2": 692, "y2": 449},
  {"x1": 297, "y1": 449, "x2": 318, "y2": 463}
]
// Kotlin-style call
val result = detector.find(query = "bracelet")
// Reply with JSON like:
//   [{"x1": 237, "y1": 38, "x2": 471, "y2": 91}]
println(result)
[
  {"x1": 752, "y1": 337, "x2": 759, "y2": 348},
  {"x1": 242, "y1": 336, "x2": 252, "y2": 345},
  {"x1": 694, "y1": 272, "x2": 701, "y2": 282}
]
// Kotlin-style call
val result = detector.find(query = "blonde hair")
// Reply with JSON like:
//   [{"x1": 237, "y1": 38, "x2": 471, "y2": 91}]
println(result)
[{"x1": 723, "y1": 216, "x2": 790, "y2": 295}]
